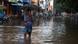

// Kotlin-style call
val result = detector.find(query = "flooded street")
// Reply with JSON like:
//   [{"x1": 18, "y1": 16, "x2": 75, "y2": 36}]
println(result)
[
  {"x1": 0, "y1": 0, "x2": 78, "y2": 44},
  {"x1": 0, "y1": 16, "x2": 77, "y2": 44}
]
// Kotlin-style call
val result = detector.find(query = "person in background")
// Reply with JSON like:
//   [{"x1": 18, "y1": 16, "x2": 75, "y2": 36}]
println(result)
[{"x1": 21, "y1": 10, "x2": 24, "y2": 25}]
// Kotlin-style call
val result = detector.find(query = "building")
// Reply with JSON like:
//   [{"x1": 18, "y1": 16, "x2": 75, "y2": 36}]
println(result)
[
  {"x1": 32, "y1": 0, "x2": 38, "y2": 5},
  {"x1": 3, "y1": 0, "x2": 32, "y2": 16}
]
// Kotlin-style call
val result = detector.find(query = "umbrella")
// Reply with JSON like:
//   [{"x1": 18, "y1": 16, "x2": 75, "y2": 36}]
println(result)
[
  {"x1": 31, "y1": 5, "x2": 42, "y2": 12},
  {"x1": 21, "y1": 4, "x2": 34, "y2": 11},
  {"x1": 21, "y1": 4, "x2": 42, "y2": 11}
]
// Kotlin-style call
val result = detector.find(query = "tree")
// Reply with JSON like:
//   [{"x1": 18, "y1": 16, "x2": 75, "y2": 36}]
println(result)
[{"x1": 55, "y1": 0, "x2": 78, "y2": 13}]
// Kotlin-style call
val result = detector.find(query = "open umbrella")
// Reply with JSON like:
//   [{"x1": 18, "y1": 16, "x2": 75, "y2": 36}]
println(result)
[
  {"x1": 21, "y1": 4, "x2": 34, "y2": 11},
  {"x1": 32, "y1": 5, "x2": 42, "y2": 11},
  {"x1": 21, "y1": 4, "x2": 42, "y2": 11}
]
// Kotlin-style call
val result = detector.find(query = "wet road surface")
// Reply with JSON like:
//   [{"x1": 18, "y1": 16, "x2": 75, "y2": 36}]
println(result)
[{"x1": 0, "y1": 16, "x2": 78, "y2": 44}]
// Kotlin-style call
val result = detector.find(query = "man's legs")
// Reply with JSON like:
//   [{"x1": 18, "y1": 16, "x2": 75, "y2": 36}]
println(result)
[
  {"x1": 24, "y1": 32, "x2": 29, "y2": 44},
  {"x1": 28, "y1": 32, "x2": 32, "y2": 44},
  {"x1": 24, "y1": 32, "x2": 32, "y2": 44}
]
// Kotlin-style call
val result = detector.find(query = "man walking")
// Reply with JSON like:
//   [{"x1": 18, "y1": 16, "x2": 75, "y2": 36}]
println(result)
[{"x1": 23, "y1": 9, "x2": 32, "y2": 44}]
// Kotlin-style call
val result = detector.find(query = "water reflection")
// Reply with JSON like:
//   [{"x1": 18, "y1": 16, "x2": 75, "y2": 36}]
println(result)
[
  {"x1": 32, "y1": 17, "x2": 66, "y2": 44},
  {"x1": 64, "y1": 16, "x2": 78, "y2": 44},
  {"x1": 24, "y1": 35, "x2": 31, "y2": 44},
  {"x1": 0, "y1": 16, "x2": 78, "y2": 44}
]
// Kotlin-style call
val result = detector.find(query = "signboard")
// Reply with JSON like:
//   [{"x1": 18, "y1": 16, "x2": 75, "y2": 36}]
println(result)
[
  {"x1": 23, "y1": 0, "x2": 31, "y2": 4},
  {"x1": 9, "y1": 0, "x2": 31, "y2": 4},
  {"x1": 9, "y1": 0, "x2": 18, "y2": 2},
  {"x1": 23, "y1": 0, "x2": 30, "y2": 2},
  {"x1": 32, "y1": 0, "x2": 38, "y2": 5},
  {"x1": 32, "y1": 0, "x2": 38, "y2": 3},
  {"x1": 18, "y1": 0, "x2": 31, "y2": 3}
]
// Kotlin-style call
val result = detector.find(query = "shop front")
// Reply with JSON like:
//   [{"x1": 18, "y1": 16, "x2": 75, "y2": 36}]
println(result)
[{"x1": 0, "y1": 5, "x2": 4, "y2": 17}]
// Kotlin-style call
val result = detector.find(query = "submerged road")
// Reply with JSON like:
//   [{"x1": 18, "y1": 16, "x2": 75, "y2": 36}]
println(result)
[{"x1": 0, "y1": 16, "x2": 77, "y2": 44}]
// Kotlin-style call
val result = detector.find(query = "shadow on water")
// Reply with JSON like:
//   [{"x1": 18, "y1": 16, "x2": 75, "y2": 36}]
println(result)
[
  {"x1": 51, "y1": 16, "x2": 78, "y2": 44},
  {"x1": 1, "y1": 27, "x2": 32, "y2": 44},
  {"x1": 64, "y1": 16, "x2": 78, "y2": 44},
  {"x1": 24, "y1": 37, "x2": 31, "y2": 44},
  {"x1": 1, "y1": 27, "x2": 18, "y2": 44},
  {"x1": 24, "y1": 33, "x2": 32, "y2": 44}
]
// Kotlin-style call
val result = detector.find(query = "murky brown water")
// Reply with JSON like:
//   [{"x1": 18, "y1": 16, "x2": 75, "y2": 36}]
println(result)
[{"x1": 0, "y1": 16, "x2": 78, "y2": 44}]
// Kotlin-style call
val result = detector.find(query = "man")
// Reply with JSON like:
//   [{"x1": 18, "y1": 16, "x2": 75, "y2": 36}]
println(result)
[{"x1": 23, "y1": 9, "x2": 32, "y2": 44}]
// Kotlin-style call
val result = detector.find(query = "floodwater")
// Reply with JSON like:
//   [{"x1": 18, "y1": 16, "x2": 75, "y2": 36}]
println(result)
[{"x1": 0, "y1": 16, "x2": 77, "y2": 44}]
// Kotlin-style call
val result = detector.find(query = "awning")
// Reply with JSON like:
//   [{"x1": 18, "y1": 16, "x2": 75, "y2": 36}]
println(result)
[
  {"x1": 21, "y1": 4, "x2": 42, "y2": 11},
  {"x1": 11, "y1": 3, "x2": 23, "y2": 6},
  {"x1": 9, "y1": 0, "x2": 18, "y2": 3},
  {"x1": 21, "y1": 4, "x2": 34, "y2": 11}
]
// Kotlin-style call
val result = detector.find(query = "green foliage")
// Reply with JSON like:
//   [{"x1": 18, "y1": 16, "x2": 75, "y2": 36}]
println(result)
[{"x1": 55, "y1": 0, "x2": 78, "y2": 13}]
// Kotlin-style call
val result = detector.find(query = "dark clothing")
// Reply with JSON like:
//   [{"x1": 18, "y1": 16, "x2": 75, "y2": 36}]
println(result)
[{"x1": 23, "y1": 14, "x2": 32, "y2": 32}]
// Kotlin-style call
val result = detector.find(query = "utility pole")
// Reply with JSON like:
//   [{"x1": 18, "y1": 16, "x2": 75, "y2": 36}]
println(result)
[
  {"x1": 53, "y1": 0, "x2": 56, "y2": 14},
  {"x1": 45, "y1": 0, "x2": 48, "y2": 13},
  {"x1": 38, "y1": 0, "x2": 40, "y2": 12}
]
